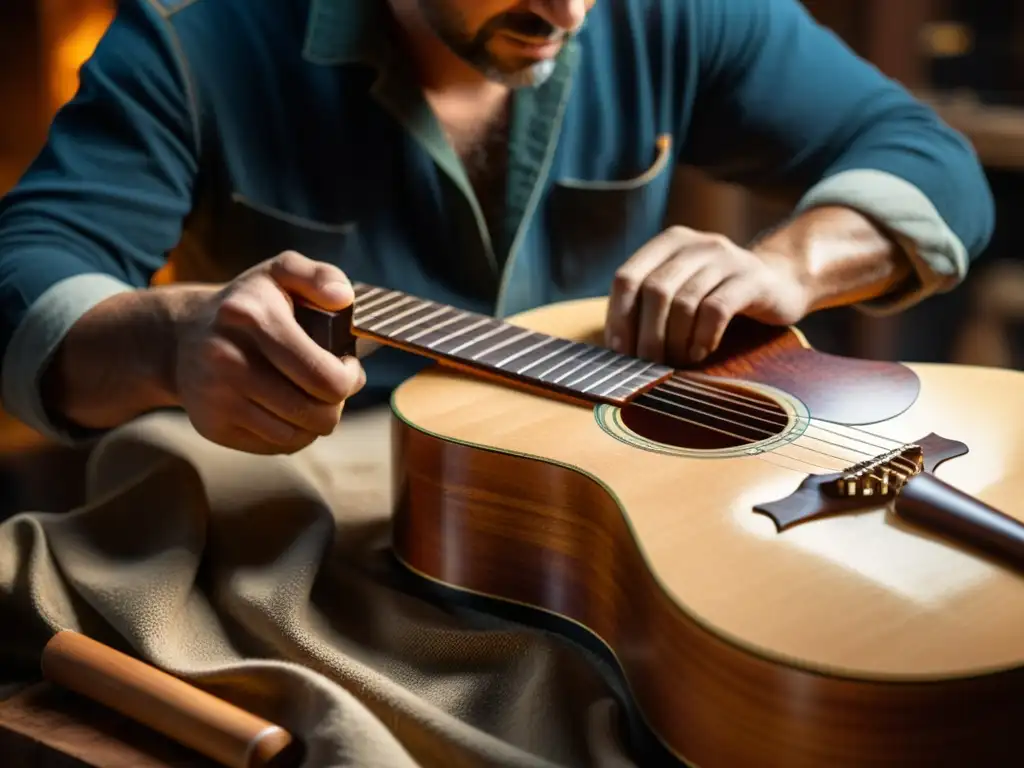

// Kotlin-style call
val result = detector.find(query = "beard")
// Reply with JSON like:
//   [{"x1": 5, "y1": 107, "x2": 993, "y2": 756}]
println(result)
[{"x1": 417, "y1": 1, "x2": 572, "y2": 88}]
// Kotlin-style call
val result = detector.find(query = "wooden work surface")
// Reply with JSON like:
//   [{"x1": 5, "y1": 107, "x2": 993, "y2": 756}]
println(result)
[{"x1": 0, "y1": 682, "x2": 218, "y2": 767}]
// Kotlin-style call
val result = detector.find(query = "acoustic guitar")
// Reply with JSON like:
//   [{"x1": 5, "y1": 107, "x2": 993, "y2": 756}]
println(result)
[{"x1": 295, "y1": 283, "x2": 1024, "y2": 768}]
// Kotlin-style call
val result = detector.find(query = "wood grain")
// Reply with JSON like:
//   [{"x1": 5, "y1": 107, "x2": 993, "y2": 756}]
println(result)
[
  {"x1": 0, "y1": 682, "x2": 219, "y2": 767},
  {"x1": 40, "y1": 632, "x2": 300, "y2": 768},
  {"x1": 390, "y1": 296, "x2": 1024, "y2": 767},
  {"x1": 693, "y1": 316, "x2": 921, "y2": 425}
]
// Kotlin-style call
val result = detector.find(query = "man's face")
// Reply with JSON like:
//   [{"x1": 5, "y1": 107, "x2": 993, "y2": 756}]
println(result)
[{"x1": 417, "y1": 0, "x2": 594, "y2": 87}]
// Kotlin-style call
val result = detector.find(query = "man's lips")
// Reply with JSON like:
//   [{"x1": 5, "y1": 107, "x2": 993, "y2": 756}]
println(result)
[{"x1": 499, "y1": 30, "x2": 565, "y2": 59}]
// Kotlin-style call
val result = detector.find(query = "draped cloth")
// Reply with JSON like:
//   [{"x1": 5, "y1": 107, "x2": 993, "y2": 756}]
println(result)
[{"x1": 0, "y1": 406, "x2": 640, "y2": 767}]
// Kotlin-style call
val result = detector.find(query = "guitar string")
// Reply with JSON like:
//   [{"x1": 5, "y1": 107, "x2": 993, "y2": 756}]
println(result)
[
  {"x1": 634, "y1": 390, "x2": 851, "y2": 470},
  {"x1": 660, "y1": 377, "x2": 921, "y2": 474},
  {"x1": 658, "y1": 380, "x2": 883, "y2": 457},
  {"x1": 631, "y1": 392, "x2": 901, "y2": 486},
  {"x1": 641, "y1": 382, "x2": 900, "y2": 465},
  {"x1": 633, "y1": 384, "x2": 919, "y2": 492},
  {"x1": 668, "y1": 374, "x2": 907, "y2": 452}
]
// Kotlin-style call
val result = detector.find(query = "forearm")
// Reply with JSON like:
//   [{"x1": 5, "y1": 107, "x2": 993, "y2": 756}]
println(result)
[
  {"x1": 683, "y1": 0, "x2": 993, "y2": 310},
  {"x1": 751, "y1": 205, "x2": 913, "y2": 316},
  {"x1": 39, "y1": 284, "x2": 214, "y2": 433}
]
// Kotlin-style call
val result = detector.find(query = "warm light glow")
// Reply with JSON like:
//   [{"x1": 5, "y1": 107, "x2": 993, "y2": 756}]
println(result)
[
  {"x1": 920, "y1": 22, "x2": 974, "y2": 59},
  {"x1": 50, "y1": 7, "x2": 115, "y2": 110}
]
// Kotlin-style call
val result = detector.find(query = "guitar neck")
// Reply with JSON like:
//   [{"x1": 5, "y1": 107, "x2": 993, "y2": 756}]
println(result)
[{"x1": 297, "y1": 283, "x2": 673, "y2": 406}]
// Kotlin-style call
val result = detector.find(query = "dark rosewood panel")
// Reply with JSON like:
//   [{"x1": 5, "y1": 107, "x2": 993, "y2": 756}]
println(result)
[
  {"x1": 693, "y1": 316, "x2": 921, "y2": 425},
  {"x1": 391, "y1": 418, "x2": 1023, "y2": 768}
]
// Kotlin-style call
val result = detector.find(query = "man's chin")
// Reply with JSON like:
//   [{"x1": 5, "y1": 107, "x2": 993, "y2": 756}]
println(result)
[
  {"x1": 485, "y1": 60, "x2": 556, "y2": 89},
  {"x1": 478, "y1": 48, "x2": 560, "y2": 88}
]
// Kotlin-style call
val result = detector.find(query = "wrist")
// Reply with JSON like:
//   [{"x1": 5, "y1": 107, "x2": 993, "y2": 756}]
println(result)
[
  {"x1": 751, "y1": 205, "x2": 911, "y2": 315},
  {"x1": 42, "y1": 283, "x2": 216, "y2": 430},
  {"x1": 750, "y1": 244, "x2": 817, "y2": 320},
  {"x1": 153, "y1": 283, "x2": 221, "y2": 403}
]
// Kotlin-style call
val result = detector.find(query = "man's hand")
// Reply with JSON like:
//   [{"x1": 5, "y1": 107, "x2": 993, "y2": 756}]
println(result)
[
  {"x1": 174, "y1": 251, "x2": 365, "y2": 454},
  {"x1": 604, "y1": 226, "x2": 812, "y2": 366},
  {"x1": 604, "y1": 207, "x2": 912, "y2": 367}
]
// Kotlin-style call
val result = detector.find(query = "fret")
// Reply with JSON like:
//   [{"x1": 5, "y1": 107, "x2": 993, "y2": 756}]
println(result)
[
  {"x1": 507, "y1": 339, "x2": 581, "y2": 376},
  {"x1": 512, "y1": 339, "x2": 581, "y2": 375},
  {"x1": 351, "y1": 284, "x2": 391, "y2": 307},
  {"x1": 563, "y1": 353, "x2": 619, "y2": 389},
  {"x1": 578, "y1": 359, "x2": 640, "y2": 395},
  {"x1": 363, "y1": 300, "x2": 438, "y2": 335},
  {"x1": 338, "y1": 282, "x2": 674, "y2": 404},
  {"x1": 547, "y1": 348, "x2": 615, "y2": 385},
  {"x1": 357, "y1": 296, "x2": 419, "y2": 327},
  {"x1": 428, "y1": 317, "x2": 494, "y2": 350},
  {"x1": 354, "y1": 286, "x2": 382, "y2": 303},
  {"x1": 601, "y1": 374, "x2": 666, "y2": 401},
  {"x1": 354, "y1": 284, "x2": 384, "y2": 302},
  {"x1": 535, "y1": 344, "x2": 601, "y2": 380},
  {"x1": 589, "y1": 360, "x2": 657, "y2": 396},
  {"x1": 385, "y1": 305, "x2": 453, "y2": 338},
  {"x1": 470, "y1": 329, "x2": 536, "y2": 363},
  {"x1": 493, "y1": 336, "x2": 559, "y2": 369},
  {"x1": 352, "y1": 290, "x2": 407, "y2": 324},
  {"x1": 445, "y1": 324, "x2": 509, "y2": 356},
  {"x1": 402, "y1": 310, "x2": 472, "y2": 344}
]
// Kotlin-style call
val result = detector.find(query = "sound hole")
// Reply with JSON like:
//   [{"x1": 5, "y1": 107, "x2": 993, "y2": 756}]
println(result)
[{"x1": 620, "y1": 380, "x2": 790, "y2": 451}]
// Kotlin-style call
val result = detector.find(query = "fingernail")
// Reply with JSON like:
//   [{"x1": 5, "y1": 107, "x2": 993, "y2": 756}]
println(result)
[
  {"x1": 609, "y1": 334, "x2": 622, "y2": 352},
  {"x1": 341, "y1": 355, "x2": 365, "y2": 389},
  {"x1": 322, "y1": 280, "x2": 353, "y2": 306},
  {"x1": 691, "y1": 345, "x2": 707, "y2": 362}
]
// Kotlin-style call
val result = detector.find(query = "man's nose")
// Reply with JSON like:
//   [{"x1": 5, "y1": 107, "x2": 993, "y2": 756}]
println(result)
[{"x1": 530, "y1": 0, "x2": 591, "y2": 32}]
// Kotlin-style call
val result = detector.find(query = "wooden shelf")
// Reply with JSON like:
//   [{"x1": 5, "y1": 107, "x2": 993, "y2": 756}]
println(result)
[{"x1": 919, "y1": 91, "x2": 1024, "y2": 171}]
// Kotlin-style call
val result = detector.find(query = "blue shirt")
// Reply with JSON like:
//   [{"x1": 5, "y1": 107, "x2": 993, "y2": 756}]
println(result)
[{"x1": 0, "y1": 0, "x2": 995, "y2": 441}]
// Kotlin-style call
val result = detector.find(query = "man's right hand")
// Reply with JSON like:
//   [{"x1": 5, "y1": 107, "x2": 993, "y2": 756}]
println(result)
[
  {"x1": 173, "y1": 251, "x2": 365, "y2": 455},
  {"x1": 41, "y1": 251, "x2": 365, "y2": 455}
]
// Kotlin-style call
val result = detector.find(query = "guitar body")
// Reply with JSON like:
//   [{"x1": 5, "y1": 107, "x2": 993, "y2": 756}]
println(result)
[{"x1": 388, "y1": 297, "x2": 1024, "y2": 768}]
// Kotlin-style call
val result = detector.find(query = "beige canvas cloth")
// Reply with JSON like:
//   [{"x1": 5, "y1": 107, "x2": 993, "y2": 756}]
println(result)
[{"x1": 0, "y1": 404, "x2": 641, "y2": 767}]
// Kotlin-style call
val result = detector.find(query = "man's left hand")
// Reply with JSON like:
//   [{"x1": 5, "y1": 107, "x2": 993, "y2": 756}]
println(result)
[{"x1": 604, "y1": 225, "x2": 811, "y2": 366}]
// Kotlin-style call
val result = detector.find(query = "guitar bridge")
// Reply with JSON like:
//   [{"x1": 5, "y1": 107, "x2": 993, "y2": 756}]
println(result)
[{"x1": 828, "y1": 444, "x2": 925, "y2": 499}]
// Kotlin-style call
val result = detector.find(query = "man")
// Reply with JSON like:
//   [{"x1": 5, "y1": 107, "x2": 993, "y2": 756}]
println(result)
[{"x1": 0, "y1": 0, "x2": 994, "y2": 456}]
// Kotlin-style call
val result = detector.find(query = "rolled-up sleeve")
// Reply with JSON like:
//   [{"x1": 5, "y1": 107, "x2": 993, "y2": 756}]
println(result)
[
  {"x1": 681, "y1": 0, "x2": 995, "y2": 312},
  {"x1": 0, "y1": 0, "x2": 198, "y2": 440},
  {"x1": 793, "y1": 169, "x2": 969, "y2": 314}
]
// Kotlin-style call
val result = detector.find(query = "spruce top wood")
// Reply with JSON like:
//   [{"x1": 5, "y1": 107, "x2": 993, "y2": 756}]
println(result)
[{"x1": 297, "y1": 286, "x2": 1024, "y2": 767}]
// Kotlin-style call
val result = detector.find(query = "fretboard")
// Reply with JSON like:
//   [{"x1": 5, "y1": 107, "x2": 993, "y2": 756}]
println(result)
[{"x1": 350, "y1": 283, "x2": 672, "y2": 405}]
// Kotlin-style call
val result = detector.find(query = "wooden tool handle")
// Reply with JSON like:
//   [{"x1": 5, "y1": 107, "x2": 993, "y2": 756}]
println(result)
[
  {"x1": 895, "y1": 472, "x2": 1024, "y2": 574},
  {"x1": 41, "y1": 631, "x2": 300, "y2": 768}
]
